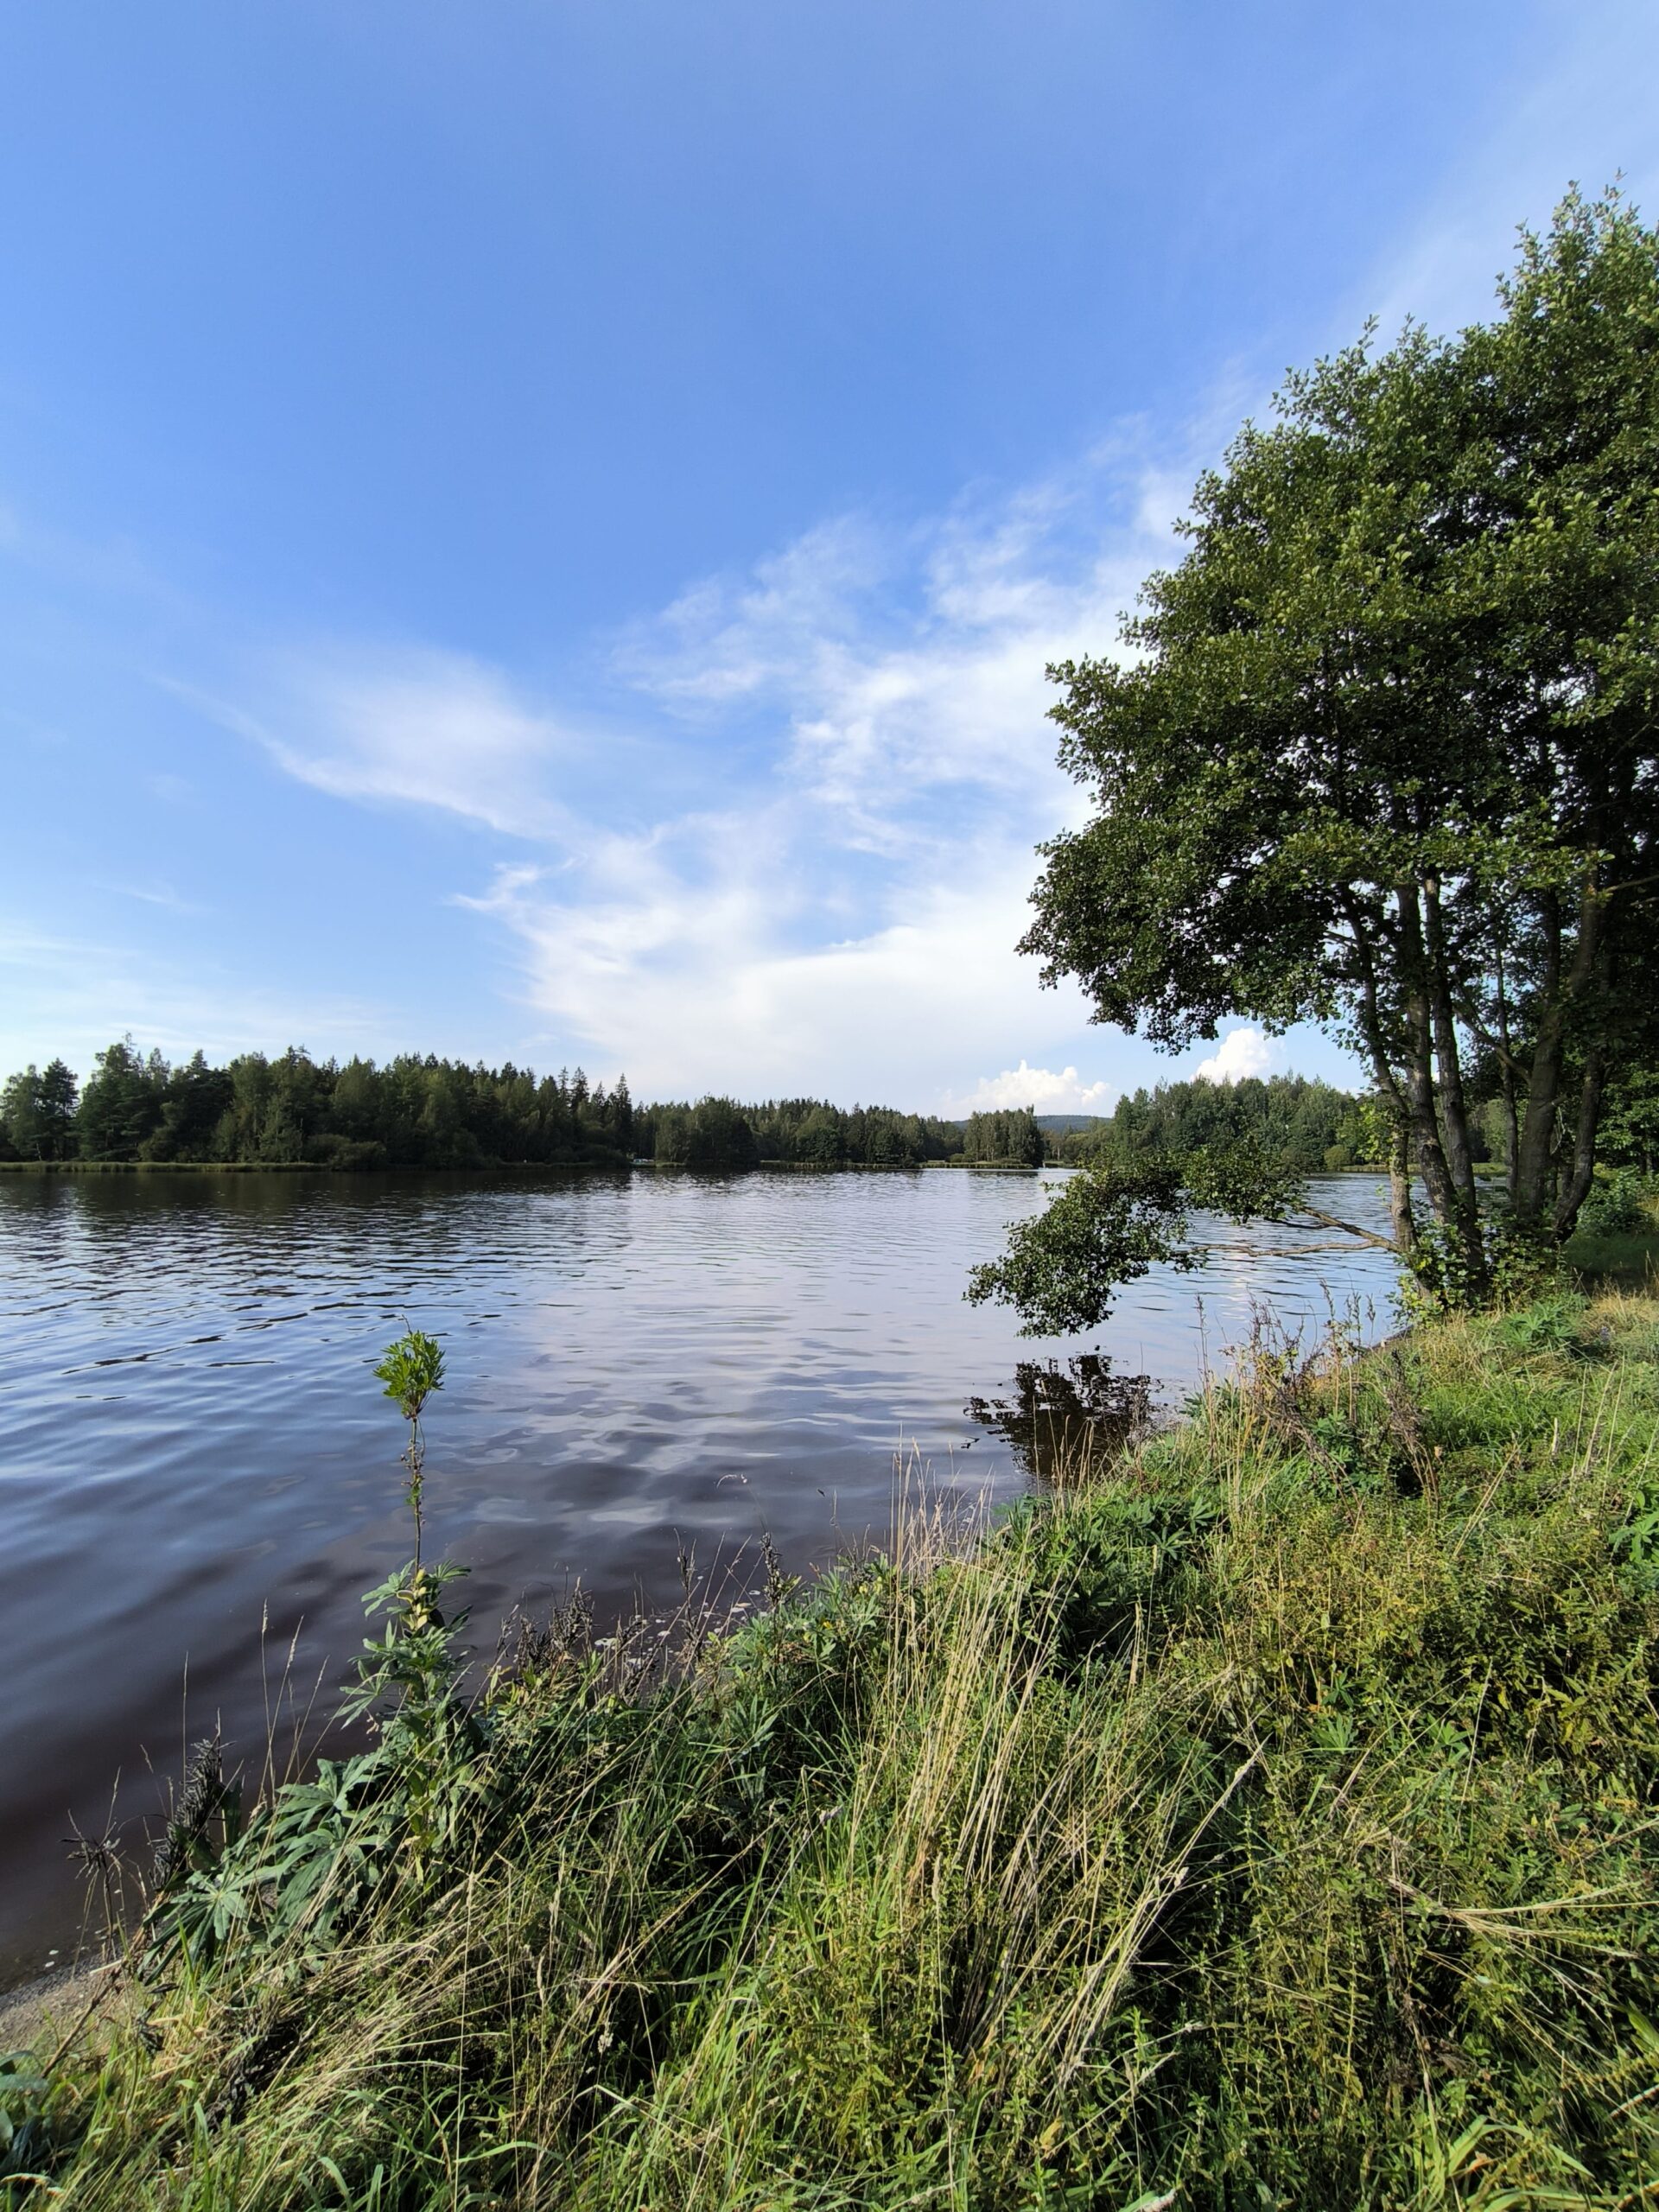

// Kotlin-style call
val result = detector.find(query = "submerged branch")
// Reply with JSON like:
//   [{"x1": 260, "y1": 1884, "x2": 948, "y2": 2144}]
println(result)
[{"x1": 1293, "y1": 1205, "x2": 1400, "y2": 1252}]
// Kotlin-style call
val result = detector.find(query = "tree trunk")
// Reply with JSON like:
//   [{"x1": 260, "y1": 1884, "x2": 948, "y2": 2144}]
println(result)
[
  {"x1": 1395, "y1": 886, "x2": 1461, "y2": 1235},
  {"x1": 1388, "y1": 1118, "x2": 1415, "y2": 1255},
  {"x1": 1515, "y1": 879, "x2": 1604, "y2": 1239},
  {"x1": 1514, "y1": 893, "x2": 1565, "y2": 1232},
  {"x1": 1421, "y1": 873, "x2": 1485, "y2": 1281},
  {"x1": 1554, "y1": 1046, "x2": 1606, "y2": 1241},
  {"x1": 1337, "y1": 893, "x2": 1417, "y2": 1258},
  {"x1": 1494, "y1": 947, "x2": 1519, "y2": 1207}
]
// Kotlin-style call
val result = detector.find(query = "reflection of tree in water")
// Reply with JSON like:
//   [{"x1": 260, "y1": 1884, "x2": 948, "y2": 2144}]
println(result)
[{"x1": 965, "y1": 1355, "x2": 1154, "y2": 1485}]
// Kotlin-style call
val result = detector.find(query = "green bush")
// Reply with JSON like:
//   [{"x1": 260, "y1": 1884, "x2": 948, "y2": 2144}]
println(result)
[{"x1": 1581, "y1": 1172, "x2": 1655, "y2": 1237}]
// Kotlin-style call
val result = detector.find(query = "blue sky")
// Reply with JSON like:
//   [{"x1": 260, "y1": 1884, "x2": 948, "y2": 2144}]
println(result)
[{"x1": 3, "y1": 1, "x2": 1656, "y2": 1113}]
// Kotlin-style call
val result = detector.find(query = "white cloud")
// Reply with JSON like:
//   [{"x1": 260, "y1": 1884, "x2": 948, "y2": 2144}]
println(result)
[
  {"x1": 942, "y1": 1062, "x2": 1115, "y2": 1116},
  {"x1": 617, "y1": 443, "x2": 1185, "y2": 854},
  {"x1": 168, "y1": 647, "x2": 585, "y2": 842},
  {"x1": 461, "y1": 836, "x2": 1101, "y2": 1103},
  {"x1": 1192, "y1": 1027, "x2": 1281, "y2": 1086},
  {"x1": 214, "y1": 434, "x2": 1203, "y2": 1104},
  {"x1": 467, "y1": 449, "x2": 1198, "y2": 1096},
  {"x1": 146, "y1": 395, "x2": 1404, "y2": 1106}
]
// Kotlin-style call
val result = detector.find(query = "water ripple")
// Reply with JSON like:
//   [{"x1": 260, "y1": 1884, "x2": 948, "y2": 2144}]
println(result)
[{"x1": 0, "y1": 1166, "x2": 1398, "y2": 1981}]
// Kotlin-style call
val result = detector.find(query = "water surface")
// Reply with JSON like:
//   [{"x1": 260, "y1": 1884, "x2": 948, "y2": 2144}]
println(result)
[{"x1": 0, "y1": 1166, "x2": 1397, "y2": 1980}]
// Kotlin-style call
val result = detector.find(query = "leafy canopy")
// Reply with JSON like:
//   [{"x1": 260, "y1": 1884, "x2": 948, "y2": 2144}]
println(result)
[{"x1": 978, "y1": 188, "x2": 1659, "y2": 1330}]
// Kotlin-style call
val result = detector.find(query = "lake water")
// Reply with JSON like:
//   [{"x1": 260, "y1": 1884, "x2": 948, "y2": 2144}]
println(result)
[{"x1": 0, "y1": 1166, "x2": 1398, "y2": 1982}]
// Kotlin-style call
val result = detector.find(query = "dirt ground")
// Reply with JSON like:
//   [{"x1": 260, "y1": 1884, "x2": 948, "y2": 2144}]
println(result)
[{"x1": 0, "y1": 1960, "x2": 113, "y2": 2058}]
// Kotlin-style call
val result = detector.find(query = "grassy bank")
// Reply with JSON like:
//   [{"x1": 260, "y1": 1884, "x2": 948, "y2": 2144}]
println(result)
[
  {"x1": 1565, "y1": 1219, "x2": 1659, "y2": 1286},
  {"x1": 8, "y1": 1284, "x2": 1659, "y2": 2209}
]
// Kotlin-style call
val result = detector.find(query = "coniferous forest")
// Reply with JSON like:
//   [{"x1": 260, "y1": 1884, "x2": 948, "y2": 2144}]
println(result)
[
  {"x1": 8, "y1": 1043, "x2": 1658, "y2": 1195},
  {"x1": 0, "y1": 1041, "x2": 637, "y2": 1170},
  {"x1": 0, "y1": 1040, "x2": 1395, "y2": 1178},
  {"x1": 0, "y1": 1039, "x2": 1021, "y2": 1173}
]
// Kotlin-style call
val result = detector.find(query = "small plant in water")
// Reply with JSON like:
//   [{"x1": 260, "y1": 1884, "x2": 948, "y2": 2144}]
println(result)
[
  {"x1": 373, "y1": 1323, "x2": 444, "y2": 1580},
  {"x1": 136, "y1": 1328, "x2": 473, "y2": 1967}
]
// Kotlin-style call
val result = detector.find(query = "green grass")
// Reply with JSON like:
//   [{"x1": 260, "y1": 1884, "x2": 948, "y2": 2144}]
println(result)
[
  {"x1": 1566, "y1": 1179, "x2": 1659, "y2": 1287},
  {"x1": 10, "y1": 1287, "x2": 1659, "y2": 2209},
  {"x1": 1567, "y1": 1225, "x2": 1659, "y2": 1285}
]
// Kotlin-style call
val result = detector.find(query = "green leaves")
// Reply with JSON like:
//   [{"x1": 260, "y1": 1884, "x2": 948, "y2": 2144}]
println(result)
[
  {"x1": 1182, "y1": 1133, "x2": 1302, "y2": 1222},
  {"x1": 372, "y1": 1328, "x2": 444, "y2": 1425},
  {"x1": 967, "y1": 1141, "x2": 1311, "y2": 1335},
  {"x1": 0, "y1": 2050, "x2": 50, "y2": 2167},
  {"x1": 967, "y1": 1160, "x2": 1193, "y2": 1336},
  {"x1": 1016, "y1": 188, "x2": 1659, "y2": 1282}
]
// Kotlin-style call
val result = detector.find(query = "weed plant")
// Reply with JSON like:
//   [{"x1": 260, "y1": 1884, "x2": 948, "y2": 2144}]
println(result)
[{"x1": 8, "y1": 1288, "x2": 1659, "y2": 2209}]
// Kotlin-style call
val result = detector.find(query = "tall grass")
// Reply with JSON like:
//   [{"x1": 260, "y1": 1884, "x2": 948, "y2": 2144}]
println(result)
[{"x1": 9, "y1": 1287, "x2": 1659, "y2": 2209}]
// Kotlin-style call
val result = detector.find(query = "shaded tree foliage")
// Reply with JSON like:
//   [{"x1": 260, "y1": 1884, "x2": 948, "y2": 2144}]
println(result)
[
  {"x1": 967, "y1": 1136, "x2": 1332, "y2": 1336},
  {"x1": 0, "y1": 1057, "x2": 79, "y2": 1160},
  {"x1": 961, "y1": 1107, "x2": 1044, "y2": 1166}
]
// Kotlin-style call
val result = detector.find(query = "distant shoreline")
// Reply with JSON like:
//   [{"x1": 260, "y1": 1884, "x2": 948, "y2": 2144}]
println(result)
[
  {"x1": 0, "y1": 1157, "x2": 1395, "y2": 1176},
  {"x1": 0, "y1": 1156, "x2": 1046, "y2": 1177},
  {"x1": 0, "y1": 1157, "x2": 1401, "y2": 1179},
  {"x1": 0, "y1": 1157, "x2": 626, "y2": 1175}
]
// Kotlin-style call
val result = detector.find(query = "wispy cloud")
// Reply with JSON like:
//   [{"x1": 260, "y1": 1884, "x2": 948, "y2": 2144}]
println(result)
[
  {"x1": 618, "y1": 445, "x2": 1181, "y2": 853},
  {"x1": 0, "y1": 923, "x2": 389, "y2": 1075},
  {"x1": 175, "y1": 431, "x2": 1199, "y2": 1103},
  {"x1": 436, "y1": 442, "x2": 1205, "y2": 1096},
  {"x1": 1357, "y1": 0, "x2": 1659, "y2": 343},
  {"x1": 166, "y1": 647, "x2": 588, "y2": 842},
  {"x1": 99, "y1": 880, "x2": 206, "y2": 916}
]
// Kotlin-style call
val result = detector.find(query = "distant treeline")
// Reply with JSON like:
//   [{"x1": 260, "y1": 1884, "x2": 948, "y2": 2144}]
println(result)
[
  {"x1": 1045, "y1": 1075, "x2": 1389, "y2": 1171},
  {"x1": 638, "y1": 1096, "x2": 963, "y2": 1170},
  {"x1": 0, "y1": 1042, "x2": 1431, "y2": 1182},
  {"x1": 0, "y1": 1040, "x2": 1052, "y2": 1173},
  {"x1": 0, "y1": 1041, "x2": 635, "y2": 1169},
  {"x1": 634, "y1": 1098, "x2": 1045, "y2": 1169}
]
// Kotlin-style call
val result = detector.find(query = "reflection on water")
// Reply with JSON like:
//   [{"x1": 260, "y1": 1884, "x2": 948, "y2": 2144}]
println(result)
[
  {"x1": 0, "y1": 1166, "x2": 1399, "y2": 1980},
  {"x1": 964, "y1": 1354, "x2": 1156, "y2": 1484}
]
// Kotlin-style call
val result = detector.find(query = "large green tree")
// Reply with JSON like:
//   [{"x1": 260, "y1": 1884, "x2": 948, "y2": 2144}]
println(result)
[
  {"x1": 984, "y1": 190, "x2": 1659, "y2": 1325},
  {"x1": 76, "y1": 1037, "x2": 168, "y2": 1160},
  {"x1": 0, "y1": 1058, "x2": 78, "y2": 1160}
]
